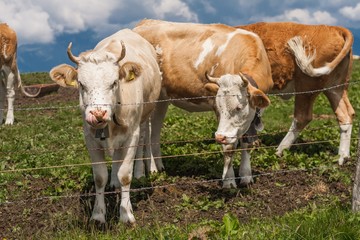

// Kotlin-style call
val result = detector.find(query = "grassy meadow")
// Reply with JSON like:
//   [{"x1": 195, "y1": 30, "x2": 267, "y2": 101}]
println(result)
[{"x1": 0, "y1": 61, "x2": 360, "y2": 239}]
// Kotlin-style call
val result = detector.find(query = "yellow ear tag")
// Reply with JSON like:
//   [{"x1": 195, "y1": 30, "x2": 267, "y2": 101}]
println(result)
[
  {"x1": 127, "y1": 71, "x2": 135, "y2": 81},
  {"x1": 67, "y1": 80, "x2": 78, "y2": 87}
]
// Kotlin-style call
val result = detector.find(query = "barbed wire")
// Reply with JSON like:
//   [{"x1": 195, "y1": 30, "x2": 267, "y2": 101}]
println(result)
[
  {"x1": 1, "y1": 136, "x2": 358, "y2": 174},
  {"x1": 0, "y1": 122, "x2": 348, "y2": 156},
  {"x1": 0, "y1": 167, "x2": 313, "y2": 205},
  {"x1": 2, "y1": 79, "x2": 360, "y2": 111}
]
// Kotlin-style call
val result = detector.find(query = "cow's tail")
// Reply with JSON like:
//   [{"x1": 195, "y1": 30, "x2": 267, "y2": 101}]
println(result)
[
  {"x1": 16, "y1": 69, "x2": 40, "y2": 97},
  {"x1": 287, "y1": 28, "x2": 353, "y2": 77}
]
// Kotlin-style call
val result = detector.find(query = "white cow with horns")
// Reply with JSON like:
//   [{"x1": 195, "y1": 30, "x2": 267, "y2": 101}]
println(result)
[{"x1": 49, "y1": 29, "x2": 162, "y2": 224}]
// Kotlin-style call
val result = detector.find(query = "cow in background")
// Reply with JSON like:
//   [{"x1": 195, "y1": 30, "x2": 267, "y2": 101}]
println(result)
[
  {"x1": 134, "y1": 19, "x2": 273, "y2": 188},
  {"x1": 0, "y1": 23, "x2": 37, "y2": 125},
  {"x1": 237, "y1": 22, "x2": 354, "y2": 165},
  {"x1": 49, "y1": 29, "x2": 162, "y2": 224}
]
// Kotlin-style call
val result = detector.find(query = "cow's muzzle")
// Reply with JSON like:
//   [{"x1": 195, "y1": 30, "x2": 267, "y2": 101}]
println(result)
[{"x1": 86, "y1": 109, "x2": 109, "y2": 128}]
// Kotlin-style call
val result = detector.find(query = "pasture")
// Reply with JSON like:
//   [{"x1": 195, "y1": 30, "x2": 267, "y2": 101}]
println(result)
[{"x1": 1, "y1": 62, "x2": 360, "y2": 239}]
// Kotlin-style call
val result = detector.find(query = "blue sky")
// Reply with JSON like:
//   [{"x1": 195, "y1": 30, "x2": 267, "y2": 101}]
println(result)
[{"x1": 1, "y1": 0, "x2": 360, "y2": 72}]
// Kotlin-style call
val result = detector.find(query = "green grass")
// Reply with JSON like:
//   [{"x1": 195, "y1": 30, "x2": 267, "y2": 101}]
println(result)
[{"x1": 1, "y1": 61, "x2": 360, "y2": 239}]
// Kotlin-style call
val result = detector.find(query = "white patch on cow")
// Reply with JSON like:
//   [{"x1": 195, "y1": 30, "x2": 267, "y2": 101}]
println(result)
[
  {"x1": 155, "y1": 45, "x2": 163, "y2": 55},
  {"x1": 216, "y1": 31, "x2": 238, "y2": 57},
  {"x1": 287, "y1": 36, "x2": 331, "y2": 77},
  {"x1": 194, "y1": 38, "x2": 214, "y2": 69},
  {"x1": 234, "y1": 28, "x2": 258, "y2": 38},
  {"x1": 338, "y1": 123, "x2": 352, "y2": 165},
  {"x1": 276, "y1": 119, "x2": 300, "y2": 156},
  {"x1": 216, "y1": 29, "x2": 258, "y2": 57}
]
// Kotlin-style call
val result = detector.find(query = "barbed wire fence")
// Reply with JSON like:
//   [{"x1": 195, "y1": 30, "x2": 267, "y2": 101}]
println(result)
[{"x1": 0, "y1": 80, "x2": 359, "y2": 222}]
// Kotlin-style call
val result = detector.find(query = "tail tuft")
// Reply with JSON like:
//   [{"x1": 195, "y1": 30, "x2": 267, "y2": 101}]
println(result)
[{"x1": 287, "y1": 36, "x2": 331, "y2": 77}]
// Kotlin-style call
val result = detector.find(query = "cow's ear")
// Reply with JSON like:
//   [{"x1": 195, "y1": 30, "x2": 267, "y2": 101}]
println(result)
[
  {"x1": 49, "y1": 64, "x2": 78, "y2": 88},
  {"x1": 205, "y1": 83, "x2": 219, "y2": 95},
  {"x1": 248, "y1": 85, "x2": 270, "y2": 109},
  {"x1": 119, "y1": 62, "x2": 142, "y2": 82}
]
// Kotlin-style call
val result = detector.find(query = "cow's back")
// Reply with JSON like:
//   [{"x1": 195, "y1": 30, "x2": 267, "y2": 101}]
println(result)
[
  {"x1": 239, "y1": 22, "x2": 353, "y2": 90},
  {"x1": 0, "y1": 23, "x2": 17, "y2": 66},
  {"x1": 134, "y1": 20, "x2": 273, "y2": 100}
]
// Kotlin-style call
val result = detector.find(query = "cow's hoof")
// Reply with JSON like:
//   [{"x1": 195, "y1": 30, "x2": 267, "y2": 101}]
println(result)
[
  {"x1": 222, "y1": 180, "x2": 237, "y2": 189},
  {"x1": 5, "y1": 119, "x2": 14, "y2": 125},
  {"x1": 275, "y1": 150, "x2": 283, "y2": 157},
  {"x1": 239, "y1": 176, "x2": 253, "y2": 188},
  {"x1": 120, "y1": 206, "x2": 136, "y2": 224},
  {"x1": 90, "y1": 213, "x2": 106, "y2": 224},
  {"x1": 338, "y1": 155, "x2": 350, "y2": 165}
]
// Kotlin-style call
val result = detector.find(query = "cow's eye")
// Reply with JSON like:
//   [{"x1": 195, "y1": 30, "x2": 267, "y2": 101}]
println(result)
[{"x1": 235, "y1": 105, "x2": 242, "y2": 111}]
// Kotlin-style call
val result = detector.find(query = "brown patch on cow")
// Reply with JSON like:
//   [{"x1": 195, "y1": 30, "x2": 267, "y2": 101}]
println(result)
[
  {"x1": 119, "y1": 62, "x2": 142, "y2": 81},
  {"x1": 204, "y1": 83, "x2": 219, "y2": 95},
  {"x1": 247, "y1": 85, "x2": 270, "y2": 109},
  {"x1": 121, "y1": 175, "x2": 132, "y2": 186}
]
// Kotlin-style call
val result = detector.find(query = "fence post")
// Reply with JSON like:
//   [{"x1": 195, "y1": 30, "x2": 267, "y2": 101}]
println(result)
[{"x1": 352, "y1": 124, "x2": 360, "y2": 211}]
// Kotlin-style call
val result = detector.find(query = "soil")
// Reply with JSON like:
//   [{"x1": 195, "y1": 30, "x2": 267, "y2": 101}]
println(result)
[{"x1": 0, "y1": 87, "x2": 355, "y2": 239}]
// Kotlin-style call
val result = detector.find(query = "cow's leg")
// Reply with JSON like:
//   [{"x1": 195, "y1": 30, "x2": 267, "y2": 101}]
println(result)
[
  {"x1": 0, "y1": 73, "x2": 5, "y2": 124},
  {"x1": 222, "y1": 142, "x2": 238, "y2": 188},
  {"x1": 276, "y1": 93, "x2": 318, "y2": 156},
  {"x1": 133, "y1": 121, "x2": 146, "y2": 179},
  {"x1": 149, "y1": 100, "x2": 169, "y2": 172},
  {"x1": 86, "y1": 142, "x2": 108, "y2": 223},
  {"x1": 3, "y1": 68, "x2": 16, "y2": 125},
  {"x1": 115, "y1": 126, "x2": 140, "y2": 224},
  {"x1": 143, "y1": 119, "x2": 157, "y2": 173},
  {"x1": 324, "y1": 89, "x2": 354, "y2": 165},
  {"x1": 238, "y1": 141, "x2": 253, "y2": 187}
]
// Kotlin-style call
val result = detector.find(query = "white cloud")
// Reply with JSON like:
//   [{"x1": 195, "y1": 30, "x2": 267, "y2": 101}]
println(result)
[
  {"x1": 340, "y1": 3, "x2": 360, "y2": 21},
  {"x1": 261, "y1": 8, "x2": 337, "y2": 25},
  {"x1": 0, "y1": 1, "x2": 54, "y2": 45},
  {"x1": 0, "y1": 0, "x2": 197, "y2": 46},
  {"x1": 144, "y1": 0, "x2": 198, "y2": 22}
]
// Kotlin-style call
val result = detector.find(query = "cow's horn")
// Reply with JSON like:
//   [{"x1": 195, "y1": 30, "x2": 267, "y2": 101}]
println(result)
[
  {"x1": 67, "y1": 42, "x2": 80, "y2": 65},
  {"x1": 205, "y1": 71, "x2": 220, "y2": 83},
  {"x1": 116, "y1": 41, "x2": 126, "y2": 64},
  {"x1": 238, "y1": 72, "x2": 249, "y2": 87}
]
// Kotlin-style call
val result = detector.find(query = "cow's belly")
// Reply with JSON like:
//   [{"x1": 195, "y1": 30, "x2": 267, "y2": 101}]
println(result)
[
  {"x1": 269, "y1": 80, "x2": 295, "y2": 100},
  {"x1": 172, "y1": 100, "x2": 213, "y2": 112}
]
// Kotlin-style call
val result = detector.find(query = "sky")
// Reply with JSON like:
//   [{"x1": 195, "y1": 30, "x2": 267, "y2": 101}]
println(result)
[{"x1": 1, "y1": 0, "x2": 360, "y2": 72}]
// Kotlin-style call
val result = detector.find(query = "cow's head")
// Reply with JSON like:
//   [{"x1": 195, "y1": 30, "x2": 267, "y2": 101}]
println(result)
[
  {"x1": 204, "y1": 72, "x2": 270, "y2": 145},
  {"x1": 49, "y1": 41, "x2": 141, "y2": 129}
]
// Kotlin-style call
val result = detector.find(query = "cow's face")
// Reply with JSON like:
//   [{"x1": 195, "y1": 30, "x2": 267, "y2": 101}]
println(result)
[
  {"x1": 205, "y1": 73, "x2": 270, "y2": 145},
  {"x1": 49, "y1": 41, "x2": 141, "y2": 129},
  {"x1": 76, "y1": 59, "x2": 120, "y2": 129}
]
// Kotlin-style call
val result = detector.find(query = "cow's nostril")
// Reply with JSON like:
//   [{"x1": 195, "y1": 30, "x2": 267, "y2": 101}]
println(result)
[{"x1": 215, "y1": 134, "x2": 226, "y2": 143}]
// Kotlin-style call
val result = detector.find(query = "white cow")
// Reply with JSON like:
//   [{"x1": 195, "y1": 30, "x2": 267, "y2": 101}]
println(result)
[{"x1": 49, "y1": 29, "x2": 162, "y2": 224}]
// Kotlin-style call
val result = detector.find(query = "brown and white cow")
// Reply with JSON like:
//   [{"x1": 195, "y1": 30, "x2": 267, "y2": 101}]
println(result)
[
  {"x1": 237, "y1": 22, "x2": 355, "y2": 165},
  {"x1": 0, "y1": 23, "x2": 37, "y2": 125},
  {"x1": 49, "y1": 29, "x2": 162, "y2": 224},
  {"x1": 134, "y1": 19, "x2": 273, "y2": 188}
]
